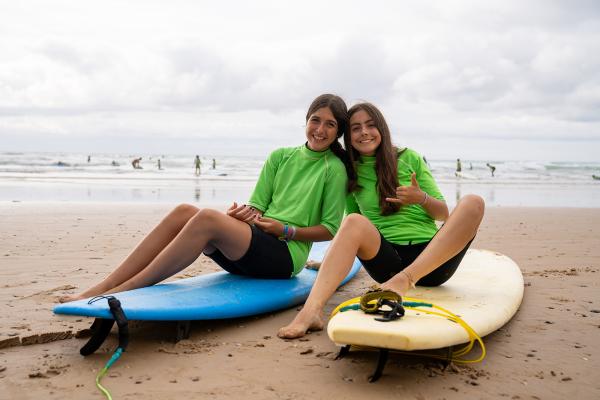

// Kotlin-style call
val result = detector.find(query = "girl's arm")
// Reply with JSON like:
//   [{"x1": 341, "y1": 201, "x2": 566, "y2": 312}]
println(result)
[
  {"x1": 227, "y1": 202, "x2": 263, "y2": 224},
  {"x1": 253, "y1": 160, "x2": 347, "y2": 242},
  {"x1": 386, "y1": 173, "x2": 449, "y2": 221},
  {"x1": 419, "y1": 192, "x2": 449, "y2": 221},
  {"x1": 253, "y1": 217, "x2": 333, "y2": 241},
  {"x1": 247, "y1": 149, "x2": 282, "y2": 213}
]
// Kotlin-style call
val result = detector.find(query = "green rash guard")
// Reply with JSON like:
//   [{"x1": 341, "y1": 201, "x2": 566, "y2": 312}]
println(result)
[
  {"x1": 248, "y1": 145, "x2": 347, "y2": 276},
  {"x1": 346, "y1": 148, "x2": 445, "y2": 245}
]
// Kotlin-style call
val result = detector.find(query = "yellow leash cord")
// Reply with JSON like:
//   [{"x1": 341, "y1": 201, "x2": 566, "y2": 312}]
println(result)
[
  {"x1": 96, "y1": 366, "x2": 113, "y2": 400},
  {"x1": 330, "y1": 294, "x2": 486, "y2": 364}
]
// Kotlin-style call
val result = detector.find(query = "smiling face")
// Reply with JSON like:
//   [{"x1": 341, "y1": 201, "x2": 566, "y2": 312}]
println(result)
[
  {"x1": 305, "y1": 106, "x2": 339, "y2": 152},
  {"x1": 349, "y1": 109, "x2": 382, "y2": 156}
]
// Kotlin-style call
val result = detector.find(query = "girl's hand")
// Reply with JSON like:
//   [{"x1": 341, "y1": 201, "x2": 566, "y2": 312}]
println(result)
[
  {"x1": 227, "y1": 202, "x2": 262, "y2": 224},
  {"x1": 385, "y1": 173, "x2": 426, "y2": 205},
  {"x1": 253, "y1": 216, "x2": 285, "y2": 237}
]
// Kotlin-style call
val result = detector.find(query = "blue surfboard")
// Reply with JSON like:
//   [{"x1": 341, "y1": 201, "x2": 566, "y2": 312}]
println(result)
[{"x1": 53, "y1": 241, "x2": 361, "y2": 321}]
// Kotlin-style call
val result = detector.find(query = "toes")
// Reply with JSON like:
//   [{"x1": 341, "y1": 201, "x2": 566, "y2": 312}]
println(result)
[{"x1": 277, "y1": 326, "x2": 306, "y2": 339}]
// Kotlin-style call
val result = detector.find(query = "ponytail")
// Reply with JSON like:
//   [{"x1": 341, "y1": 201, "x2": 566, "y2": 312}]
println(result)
[{"x1": 329, "y1": 140, "x2": 354, "y2": 187}]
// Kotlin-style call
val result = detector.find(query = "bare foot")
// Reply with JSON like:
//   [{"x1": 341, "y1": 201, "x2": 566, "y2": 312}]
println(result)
[
  {"x1": 58, "y1": 293, "x2": 86, "y2": 303},
  {"x1": 380, "y1": 274, "x2": 412, "y2": 297},
  {"x1": 277, "y1": 308, "x2": 325, "y2": 339}
]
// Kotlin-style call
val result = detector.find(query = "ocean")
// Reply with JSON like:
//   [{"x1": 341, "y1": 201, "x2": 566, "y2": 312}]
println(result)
[{"x1": 1, "y1": 152, "x2": 599, "y2": 207}]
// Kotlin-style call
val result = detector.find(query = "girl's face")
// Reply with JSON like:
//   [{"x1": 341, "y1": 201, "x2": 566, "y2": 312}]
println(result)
[
  {"x1": 305, "y1": 107, "x2": 339, "y2": 152},
  {"x1": 349, "y1": 109, "x2": 381, "y2": 156}
]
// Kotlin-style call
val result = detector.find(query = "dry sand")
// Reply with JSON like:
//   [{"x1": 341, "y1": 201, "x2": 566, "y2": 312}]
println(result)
[{"x1": 1, "y1": 202, "x2": 599, "y2": 399}]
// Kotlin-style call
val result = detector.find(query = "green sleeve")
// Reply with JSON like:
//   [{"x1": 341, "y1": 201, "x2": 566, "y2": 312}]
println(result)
[
  {"x1": 415, "y1": 153, "x2": 445, "y2": 201},
  {"x1": 319, "y1": 163, "x2": 348, "y2": 236},
  {"x1": 345, "y1": 193, "x2": 360, "y2": 215},
  {"x1": 248, "y1": 149, "x2": 282, "y2": 212}
]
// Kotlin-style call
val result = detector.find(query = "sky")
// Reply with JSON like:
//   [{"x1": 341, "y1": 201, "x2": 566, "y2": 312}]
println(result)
[{"x1": 1, "y1": 0, "x2": 599, "y2": 161}]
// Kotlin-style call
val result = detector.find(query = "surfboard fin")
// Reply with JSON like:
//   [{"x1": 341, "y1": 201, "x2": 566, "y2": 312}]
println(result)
[{"x1": 369, "y1": 349, "x2": 389, "y2": 382}]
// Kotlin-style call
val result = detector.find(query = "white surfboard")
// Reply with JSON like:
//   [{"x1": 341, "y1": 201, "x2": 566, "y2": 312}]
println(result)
[{"x1": 328, "y1": 249, "x2": 523, "y2": 351}]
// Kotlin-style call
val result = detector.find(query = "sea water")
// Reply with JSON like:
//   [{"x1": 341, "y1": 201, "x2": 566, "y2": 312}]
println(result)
[{"x1": 1, "y1": 152, "x2": 599, "y2": 207}]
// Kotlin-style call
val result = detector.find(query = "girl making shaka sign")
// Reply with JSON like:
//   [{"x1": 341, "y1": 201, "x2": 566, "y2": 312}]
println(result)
[{"x1": 279, "y1": 102, "x2": 484, "y2": 339}]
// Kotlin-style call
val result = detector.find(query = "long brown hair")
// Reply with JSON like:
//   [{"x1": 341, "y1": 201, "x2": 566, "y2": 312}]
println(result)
[
  {"x1": 305, "y1": 94, "x2": 350, "y2": 176},
  {"x1": 345, "y1": 102, "x2": 400, "y2": 215}
]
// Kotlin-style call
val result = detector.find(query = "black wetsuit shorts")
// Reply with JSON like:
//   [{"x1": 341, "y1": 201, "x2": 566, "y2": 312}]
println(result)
[
  {"x1": 359, "y1": 232, "x2": 474, "y2": 286},
  {"x1": 205, "y1": 225, "x2": 294, "y2": 279}
]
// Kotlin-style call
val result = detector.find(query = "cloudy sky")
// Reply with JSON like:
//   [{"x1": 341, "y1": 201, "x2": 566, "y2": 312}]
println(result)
[{"x1": 1, "y1": 0, "x2": 599, "y2": 161}]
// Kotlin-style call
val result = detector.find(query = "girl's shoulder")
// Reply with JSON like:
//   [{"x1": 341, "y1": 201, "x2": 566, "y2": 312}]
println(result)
[
  {"x1": 397, "y1": 147, "x2": 420, "y2": 158},
  {"x1": 396, "y1": 147, "x2": 423, "y2": 163},
  {"x1": 266, "y1": 146, "x2": 301, "y2": 162},
  {"x1": 396, "y1": 148, "x2": 428, "y2": 174},
  {"x1": 270, "y1": 146, "x2": 299, "y2": 156}
]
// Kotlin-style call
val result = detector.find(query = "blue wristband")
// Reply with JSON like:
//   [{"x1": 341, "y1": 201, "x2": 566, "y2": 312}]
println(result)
[{"x1": 279, "y1": 224, "x2": 289, "y2": 241}]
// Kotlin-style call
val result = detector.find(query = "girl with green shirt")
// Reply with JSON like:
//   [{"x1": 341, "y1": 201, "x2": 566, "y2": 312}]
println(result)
[
  {"x1": 59, "y1": 94, "x2": 349, "y2": 303},
  {"x1": 279, "y1": 102, "x2": 485, "y2": 339}
]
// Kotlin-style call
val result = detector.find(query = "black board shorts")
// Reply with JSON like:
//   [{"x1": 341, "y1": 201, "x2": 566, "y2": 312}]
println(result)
[
  {"x1": 205, "y1": 225, "x2": 294, "y2": 279},
  {"x1": 359, "y1": 232, "x2": 474, "y2": 286}
]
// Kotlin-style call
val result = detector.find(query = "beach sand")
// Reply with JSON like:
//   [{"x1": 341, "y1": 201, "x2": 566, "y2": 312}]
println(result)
[{"x1": 1, "y1": 203, "x2": 599, "y2": 399}]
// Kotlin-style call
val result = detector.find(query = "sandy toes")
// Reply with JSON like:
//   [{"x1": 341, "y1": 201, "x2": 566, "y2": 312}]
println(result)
[
  {"x1": 277, "y1": 311, "x2": 325, "y2": 339},
  {"x1": 58, "y1": 293, "x2": 86, "y2": 303}
]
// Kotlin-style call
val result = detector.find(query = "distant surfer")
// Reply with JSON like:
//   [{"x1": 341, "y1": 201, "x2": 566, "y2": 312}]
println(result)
[
  {"x1": 87, "y1": 155, "x2": 91, "y2": 163},
  {"x1": 132, "y1": 157, "x2": 142, "y2": 169},
  {"x1": 486, "y1": 162, "x2": 496, "y2": 177},
  {"x1": 455, "y1": 158, "x2": 462, "y2": 177},
  {"x1": 157, "y1": 159, "x2": 163, "y2": 170},
  {"x1": 195, "y1": 155, "x2": 202, "y2": 176},
  {"x1": 111, "y1": 160, "x2": 120, "y2": 167},
  {"x1": 279, "y1": 102, "x2": 484, "y2": 339},
  {"x1": 58, "y1": 94, "x2": 349, "y2": 305},
  {"x1": 212, "y1": 158, "x2": 216, "y2": 170}
]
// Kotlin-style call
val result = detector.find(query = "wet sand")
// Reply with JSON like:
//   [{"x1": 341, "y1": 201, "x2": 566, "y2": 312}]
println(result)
[{"x1": 1, "y1": 203, "x2": 599, "y2": 399}]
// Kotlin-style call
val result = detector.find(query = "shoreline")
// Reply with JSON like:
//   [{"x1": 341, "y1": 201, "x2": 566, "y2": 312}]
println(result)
[
  {"x1": 0, "y1": 204, "x2": 599, "y2": 399},
  {"x1": 1, "y1": 181, "x2": 599, "y2": 207}
]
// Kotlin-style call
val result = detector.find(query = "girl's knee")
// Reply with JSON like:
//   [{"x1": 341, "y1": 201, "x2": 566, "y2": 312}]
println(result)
[
  {"x1": 459, "y1": 195, "x2": 485, "y2": 217},
  {"x1": 340, "y1": 213, "x2": 370, "y2": 233},
  {"x1": 337, "y1": 213, "x2": 377, "y2": 239},
  {"x1": 172, "y1": 203, "x2": 200, "y2": 219},
  {"x1": 189, "y1": 208, "x2": 223, "y2": 232}
]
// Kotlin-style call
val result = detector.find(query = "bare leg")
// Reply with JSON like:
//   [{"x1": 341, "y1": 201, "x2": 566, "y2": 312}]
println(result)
[
  {"x1": 106, "y1": 208, "x2": 252, "y2": 293},
  {"x1": 278, "y1": 214, "x2": 381, "y2": 339},
  {"x1": 381, "y1": 194, "x2": 485, "y2": 295},
  {"x1": 59, "y1": 204, "x2": 201, "y2": 302}
]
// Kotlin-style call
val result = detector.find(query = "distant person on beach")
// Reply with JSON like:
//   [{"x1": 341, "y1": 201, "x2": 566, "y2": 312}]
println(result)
[
  {"x1": 132, "y1": 158, "x2": 142, "y2": 169},
  {"x1": 455, "y1": 158, "x2": 462, "y2": 177},
  {"x1": 279, "y1": 102, "x2": 484, "y2": 339},
  {"x1": 157, "y1": 159, "x2": 162, "y2": 170},
  {"x1": 486, "y1": 163, "x2": 496, "y2": 177},
  {"x1": 87, "y1": 155, "x2": 91, "y2": 163},
  {"x1": 212, "y1": 158, "x2": 216, "y2": 170},
  {"x1": 195, "y1": 155, "x2": 201, "y2": 176},
  {"x1": 59, "y1": 94, "x2": 350, "y2": 304},
  {"x1": 469, "y1": 162, "x2": 473, "y2": 170}
]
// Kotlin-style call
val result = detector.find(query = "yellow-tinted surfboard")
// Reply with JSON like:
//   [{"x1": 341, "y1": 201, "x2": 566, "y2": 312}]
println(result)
[{"x1": 328, "y1": 249, "x2": 523, "y2": 352}]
